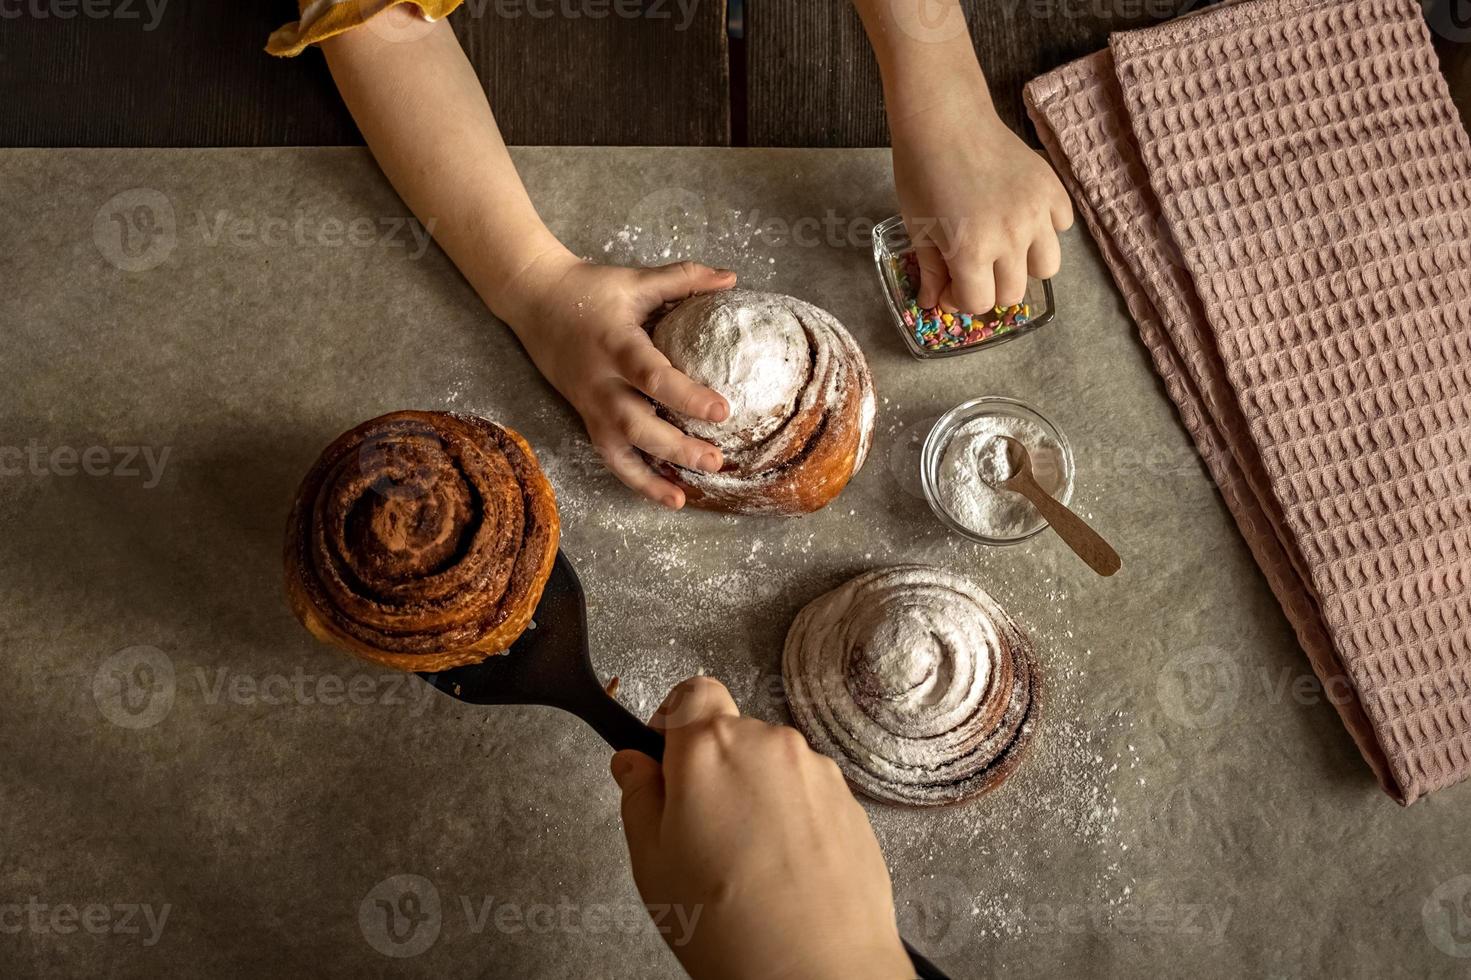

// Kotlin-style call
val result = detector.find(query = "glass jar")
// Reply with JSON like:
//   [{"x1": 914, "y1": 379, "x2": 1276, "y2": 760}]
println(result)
[
  {"x1": 872, "y1": 215, "x2": 1056, "y2": 360},
  {"x1": 920, "y1": 396, "x2": 1075, "y2": 545}
]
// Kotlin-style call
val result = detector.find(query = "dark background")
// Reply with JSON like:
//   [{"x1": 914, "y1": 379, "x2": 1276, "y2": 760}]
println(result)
[{"x1": 0, "y1": 0, "x2": 1468, "y2": 147}]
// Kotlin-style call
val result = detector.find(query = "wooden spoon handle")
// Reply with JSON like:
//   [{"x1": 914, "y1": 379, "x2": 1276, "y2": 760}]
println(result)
[{"x1": 1011, "y1": 475, "x2": 1121, "y2": 576}]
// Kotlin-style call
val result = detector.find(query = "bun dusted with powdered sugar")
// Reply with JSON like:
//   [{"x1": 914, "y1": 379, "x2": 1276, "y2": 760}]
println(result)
[
  {"x1": 782, "y1": 565, "x2": 1042, "y2": 806},
  {"x1": 648, "y1": 289, "x2": 876, "y2": 516}
]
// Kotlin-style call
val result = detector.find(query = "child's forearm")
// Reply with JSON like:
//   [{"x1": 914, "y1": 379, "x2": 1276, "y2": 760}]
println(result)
[
  {"x1": 849, "y1": 0, "x2": 996, "y2": 130},
  {"x1": 322, "y1": 11, "x2": 571, "y2": 328},
  {"x1": 321, "y1": 10, "x2": 738, "y2": 508},
  {"x1": 849, "y1": 0, "x2": 1072, "y2": 312}
]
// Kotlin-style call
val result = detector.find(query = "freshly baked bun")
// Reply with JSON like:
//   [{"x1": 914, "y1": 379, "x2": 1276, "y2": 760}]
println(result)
[
  {"x1": 284, "y1": 410, "x2": 559, "y2": 673},
  {"x1": 782, "y1": 565, "x2": 1041, "y2": 806},
  {"x1": 648, "y1": 289, "x2": 876, "y2": 515}
]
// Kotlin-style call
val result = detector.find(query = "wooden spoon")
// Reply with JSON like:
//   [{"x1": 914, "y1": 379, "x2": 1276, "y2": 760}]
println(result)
[{"x1": 989, "y1": 435, "x2": 1121, "y2": 577}]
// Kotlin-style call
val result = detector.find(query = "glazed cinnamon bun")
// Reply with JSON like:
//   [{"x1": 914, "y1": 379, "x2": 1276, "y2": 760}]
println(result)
[
  {"x1": 782, "y1": 565, "x2": 1041, "y2": 806},
  {"x1": 648, "y1": 289, "x2": 876, "y2": 515},
  {"x1": 284, "y1": 410, "x2": 559, "y2": 673}
]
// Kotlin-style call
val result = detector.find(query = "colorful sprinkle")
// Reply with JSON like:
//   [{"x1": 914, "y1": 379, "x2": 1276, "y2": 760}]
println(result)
[{"x1": 888, "y1": 250, "x2": 1036, "y2": 353}]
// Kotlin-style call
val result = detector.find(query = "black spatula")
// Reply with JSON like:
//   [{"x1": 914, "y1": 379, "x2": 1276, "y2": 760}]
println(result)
[
  {"x1": 417, "y1": 550, "x2": 664, "y2": 760},
  {"x1": 416, "y1": 550, "x2": 948, "y2": 980}
]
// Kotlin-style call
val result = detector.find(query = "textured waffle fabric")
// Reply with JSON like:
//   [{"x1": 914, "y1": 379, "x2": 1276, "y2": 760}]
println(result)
[{"x1": 1026, "y1": 0, "x2": 1471, "y2": 803}]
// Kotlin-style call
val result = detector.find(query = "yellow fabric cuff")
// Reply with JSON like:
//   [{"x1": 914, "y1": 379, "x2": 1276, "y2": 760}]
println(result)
[{"x1": 266, "y1": 0, "x2": 463, "y2": 57}]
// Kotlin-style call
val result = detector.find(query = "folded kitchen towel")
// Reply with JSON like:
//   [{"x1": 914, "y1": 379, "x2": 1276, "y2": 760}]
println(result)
[{"x1": 1026, "y1": 0, "x2": 1471, "y2": 802}]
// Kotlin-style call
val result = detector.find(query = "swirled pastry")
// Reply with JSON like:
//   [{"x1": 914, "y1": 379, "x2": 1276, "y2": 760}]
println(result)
[
  {"x1": 648, "y1": 289, "x2": 876, "y2": 515},
  {"x1": 782, "y1": 565, "x2": 1041, "y2": 806},
  {"x1": 284, "y1": 410, "x2": 559, "y2": 673}
]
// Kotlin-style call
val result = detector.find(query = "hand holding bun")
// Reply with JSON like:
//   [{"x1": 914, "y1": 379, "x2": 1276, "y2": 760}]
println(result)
[
  {"x1": 783, "y1": 565, "x2": 1041, "y2": 806},
  {"x1": 648, "y1": 289, "x2": 876, "y2": 515},
  {"x1": 284, "y1": 410, "x2": 559, "y2": 673}
]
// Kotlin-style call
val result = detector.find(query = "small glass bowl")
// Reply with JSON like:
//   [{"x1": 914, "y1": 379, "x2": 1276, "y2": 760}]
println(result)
[
  {"x1": 872, "y1": 214, "x2": 1056, "y2": 360},
  {"x1": 920, "y1": 396, "x2": 1075, "y2": 546}
]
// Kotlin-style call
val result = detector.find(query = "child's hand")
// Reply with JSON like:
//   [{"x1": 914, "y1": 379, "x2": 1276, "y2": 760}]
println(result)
[
  {"x1": 507, "y1": 253, "x2": 738, "y2": 509},
  {"x1": 849, "y1": 0, "x2": 1070, "y2": 311},
  {"x1": 611, "y1": 677, "x2": 912, "y2": 980},
  {"x1": 892, "y1": 106, "x2": 1073, "y2": 313}
]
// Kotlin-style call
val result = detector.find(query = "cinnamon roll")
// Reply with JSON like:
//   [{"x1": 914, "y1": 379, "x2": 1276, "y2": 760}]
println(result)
[
  {"x1": 284, "y1": 411, "x2": 560, "y2": 673},
  {"x1": 648, "y1": 289, "x2": 876, "y2": 515},
  {"x1": 782, "y1": 566, "x2": 1041, "y2": 806}
]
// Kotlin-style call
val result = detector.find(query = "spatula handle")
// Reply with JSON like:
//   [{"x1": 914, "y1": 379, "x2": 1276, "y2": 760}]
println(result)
[
  {"x1": 579, "y1": 690, "x2": 666, "y2": 761},
  {"x1": 903, "y1": 939, "x2": 949, "y2": 979}
]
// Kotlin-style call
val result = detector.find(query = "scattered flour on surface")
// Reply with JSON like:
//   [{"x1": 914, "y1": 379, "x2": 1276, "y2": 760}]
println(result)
[
  {"x1": 599, "y1": 207, "x2": 779, "y2": 284},
  {"x1": 440, "y1": 283, "x2": 1139, "y2": 953}
]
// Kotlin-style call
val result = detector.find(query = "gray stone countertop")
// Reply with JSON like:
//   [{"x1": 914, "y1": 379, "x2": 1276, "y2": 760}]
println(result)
[{"x1": 1, "y1": 147, "x2": 1467, "y2": 978}]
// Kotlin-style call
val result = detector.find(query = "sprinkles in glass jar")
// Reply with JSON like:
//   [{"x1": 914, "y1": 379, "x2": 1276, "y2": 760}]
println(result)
[
  {"x1": 892, "y1": 251, "x2": 1032, "y2": 353},
  {"x1": 870, "y1": 215, "x2": 1056, "y2": 360}
]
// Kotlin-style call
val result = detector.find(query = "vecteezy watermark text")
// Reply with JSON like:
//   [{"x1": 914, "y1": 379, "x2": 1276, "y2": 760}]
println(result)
[
  {"x1": 898, "y1": 873, "x2": 1232, "y2": 955},
  {"x1": 196, "y1": 211, "x2": 436, "y2": 259},
  {"x1": 93, "y1": 647, "x2": 438, "y2": 730},
  {"x1": 460, "y1": 895, "x2": 701, "y2": 945},
  {"x1": 0, "y1": 0, "x2": 167, "y2": 30},
  {"x1": 0, "y1": 441, "x2": 170, "y2": 488},
  {"x1": 999, "y1": 0, "x2": 1201, "y2": 23},
  {"x1": 0, "y1": 898, "x2": 170, "y2": 947},
  {"x1": 93, "y1": 189, "x2": 440, "y2": 273},
  {"x1": 192, "y1": 666, "x2": 435, "y2": 714},
  {"x1": 358, "y1": 874, "x2": 702, "y2": 958},
  {"x1": 463, "y1": 0, "x2": 701, "y2": 30}
]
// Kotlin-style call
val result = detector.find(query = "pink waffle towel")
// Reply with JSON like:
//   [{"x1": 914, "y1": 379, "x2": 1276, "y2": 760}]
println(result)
[{"x1": 1026, "y1": 0, "x2": 1471, "y2": 802}]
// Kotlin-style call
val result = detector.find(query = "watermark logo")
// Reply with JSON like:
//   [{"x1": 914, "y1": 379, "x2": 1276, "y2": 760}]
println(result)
[
  {"x1": 357, "y1": 427, "x2": 449, "y2": 503},
  {"x1": 886, "y1": 417, "x2": 933, "y2": 500},
  {"x1": 1155, "y1": 641, "x2": 1362, "y2": 727},
  {"x1": 93, "y1": 646, "x2": 176, "y2": 730},
  {"x1": 93, "y1": 189, "x2": 437, "y2": 272},
  {"x1": 93, "y1": 652, "x2": 435, "y2": 727},
  {"x1": 628, "y1": 187, "x2": 712, "y2": 258},
  {"x1": 1424, "y1": 0, "x2": 1471, "y2": 43},
  {"x1": 360, "y1": 874, "x2": 443, "y2": 958},
  {"x1": 362, "y1": 0, "x2": 438, "y2": 42},
  {"x1": 1424, "y1": 875, "x2": 1471, "y2": 959},
  {"x1": 1092, "y1": 441, "x2": 1203, "y2": 481},
  {"x1": 650, "y1": 676, "x2": 733, "y2": 732},
  {"x1": 890, "y1": 0, "x2": 970, "y2": 44},
  {"x1": 356, "y1": 876, "x2": 697, "y2": 956},
  {"x1": 1156, "y1": 644, "x2": 1239, "y2": 728},
  {"x1": 895, "y1": 874, "x2": 974, "y2": 956},
  {"x1": 93, "y1": 189, "x2": 176, "y2": 273},
  {"x1": 621, "y1": 187, "x2": 886, "y2": 264}
]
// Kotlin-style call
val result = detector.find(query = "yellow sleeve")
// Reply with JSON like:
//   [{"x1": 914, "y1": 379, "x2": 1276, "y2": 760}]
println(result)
[{"x1": 266, "y1": 0, "x2": 463, "y2": 57}]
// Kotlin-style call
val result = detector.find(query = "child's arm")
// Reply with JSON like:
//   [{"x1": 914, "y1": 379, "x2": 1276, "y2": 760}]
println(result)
[
  {"x1": 322, "y1": 10, "x2": 733, "y2": 509},
  {"x1": 852, "y1": 0, "x2": 1074, "y2": 312}
]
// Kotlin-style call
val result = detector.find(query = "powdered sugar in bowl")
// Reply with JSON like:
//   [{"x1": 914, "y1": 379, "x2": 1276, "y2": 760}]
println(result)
[{"x1": 920, "y1": 397, "x2": 1075, "y2": 545}]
